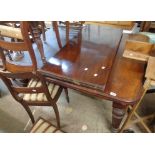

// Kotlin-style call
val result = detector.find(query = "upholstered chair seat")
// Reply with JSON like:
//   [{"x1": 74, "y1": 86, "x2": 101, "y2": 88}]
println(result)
[
  {"x1": 23, "y1": 79, "x2": 60, "y2": 102},
  {"x1": 30, "y1": 117, "x2": 63, "y2": 133}
]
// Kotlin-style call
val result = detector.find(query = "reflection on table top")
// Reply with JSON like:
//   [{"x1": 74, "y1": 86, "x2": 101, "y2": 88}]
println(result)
[{"x1": 40, "y1": 24, "x2": 148, "y2": 104}]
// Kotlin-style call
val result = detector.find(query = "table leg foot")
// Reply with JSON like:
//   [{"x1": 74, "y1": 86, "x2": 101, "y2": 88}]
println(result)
[{"x1": 112, "y1": 102, "x2": 126, "y2": 132}]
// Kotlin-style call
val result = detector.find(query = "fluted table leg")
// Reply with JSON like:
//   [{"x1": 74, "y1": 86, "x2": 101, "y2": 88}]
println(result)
[
  {"x1": 112, "y1": 102, "x2": 126, "y2": 132},
  {"x1": 30, "y1": 21, "x2": 46, "y2": 64}
]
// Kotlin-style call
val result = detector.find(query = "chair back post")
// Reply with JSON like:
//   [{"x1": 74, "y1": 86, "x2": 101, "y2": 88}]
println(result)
[
  {"x1": 0, "y1": 22, "x2": 64, "y2": 127},
  {"x1": 0, "y1": 71, "x2": 22, "y2": 102},
  {"x1": 0, "y1": 47, "x2": 6, "y2": 70},
  {"x1": 20, "y1": 22, "x2": 37, "y2": 72},
  {"x1": 0, "y1": 22, "x2": 38, "y2": 73},
  {"x1": 35, "y1": 72, "x2": 58, "y2": 103}
]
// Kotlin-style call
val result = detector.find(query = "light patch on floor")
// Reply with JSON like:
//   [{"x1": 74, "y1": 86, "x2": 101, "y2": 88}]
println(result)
[{"x1": 81, "y1": 124, "x2": 88, "y2": 131}]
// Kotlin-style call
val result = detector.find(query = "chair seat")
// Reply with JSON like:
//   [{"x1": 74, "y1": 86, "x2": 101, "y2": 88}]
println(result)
[
  {"x1": 23, "y1": 79, "x2": 60, "y2": 102},
  {"x1": 30, "y1": 117, "x2": 63, "y2": 133}
]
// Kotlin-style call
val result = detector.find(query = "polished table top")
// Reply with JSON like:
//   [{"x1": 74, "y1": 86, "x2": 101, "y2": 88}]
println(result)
[{"x1": 40, "y1": 24, "x2": 147, "y2": 105}]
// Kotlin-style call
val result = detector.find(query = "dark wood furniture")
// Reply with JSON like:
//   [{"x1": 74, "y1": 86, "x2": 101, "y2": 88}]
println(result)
[
  {"x1": 0, "y1": 21, "x2": 47, "y2": 62},
  {"x1": 140, "y1": 21, "x2": 155, "y2": 32},
  {"x1": 37, "y1": 24, "x2": 153, "y2": 132},
  {"x1": 52, "y1": 21, "x2": 84, "y2": 49},
  {"x1": 0, "y1": 22, "x2": 64, "y2": 128},
  {"x1": 29, "y1": 21, "x2": 69, "y2": 103}
]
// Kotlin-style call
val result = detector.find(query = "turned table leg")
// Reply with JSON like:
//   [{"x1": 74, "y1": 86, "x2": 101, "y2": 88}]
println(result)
[
  {"x1": 112, "y1": 102, "x2": 126, "y2": 132},
  {"x1": 30, "y1": 22, "x2": 46, "y2": 64}
]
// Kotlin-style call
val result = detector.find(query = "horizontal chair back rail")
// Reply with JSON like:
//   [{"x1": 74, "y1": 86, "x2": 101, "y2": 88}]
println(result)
[
  {"x1": 0, "y1": 25, "x2": 23, "y2": 40},
  {"x1": 0, "y1": 22, "x2": 37, "y2": 72}
]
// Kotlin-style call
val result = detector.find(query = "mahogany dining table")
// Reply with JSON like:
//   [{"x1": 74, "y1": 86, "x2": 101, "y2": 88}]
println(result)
[{"x1": 32, "y1": 23, "x2": 146, "y2": 132}]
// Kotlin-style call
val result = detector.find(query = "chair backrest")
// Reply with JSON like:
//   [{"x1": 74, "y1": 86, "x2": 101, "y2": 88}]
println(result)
[
  {"x1": 53, "y1": 21, "x2": 84, "y2": 48},
  {"x1": 123, "y1": 35, "x2": 155, "y2": 62},
  {"x1": 0, "y1": 22, "x2": 56, "y2": 104},
  {"x1": 0, "y1": 21, "x2": 37, "y2": 72}
]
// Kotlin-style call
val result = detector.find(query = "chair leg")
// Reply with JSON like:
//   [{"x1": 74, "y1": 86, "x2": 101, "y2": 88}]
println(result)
[
  {"x1": 66, "y1": 21, "x2": 70, "y2": 44},
  {"x1": 21, "y1": 103, "x2": 35, "y2": 124},
  {"x1": 52, "y1": 104, "x2": 60, "y2": 128},
  {"x1": 52, "y1": 21, "x2": 62, "y2": 49},
  {"x1": 64, "y1": 87, "x2": 69, "y2": 103},
  {"x1": 41, "y1": 22, "x2": 46, "y2": 42}
]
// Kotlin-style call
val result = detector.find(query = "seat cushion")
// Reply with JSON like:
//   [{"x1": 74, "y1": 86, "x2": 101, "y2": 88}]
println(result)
[
  {"x1": 23, "y1": 79, "x2": 60, "y2": 102},
  {"x1": 30, "y1": 118, "x2": 63, "y2": 133}
]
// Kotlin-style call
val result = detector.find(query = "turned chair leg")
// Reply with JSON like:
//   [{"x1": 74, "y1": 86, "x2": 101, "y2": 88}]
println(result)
[
  {"x1": 52, "y1": 104, "x2": 60, "y2": 128},
  {"x1": 40, "y1": 21, "x2": 46, "y2": 42},
  {"x1": 64, "y1": 87, "x2": 69, "y2": 103}
]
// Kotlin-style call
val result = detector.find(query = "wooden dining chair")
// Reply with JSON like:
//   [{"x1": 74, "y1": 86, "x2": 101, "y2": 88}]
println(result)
[
  {"x1": 0, "y1": 21, "x2": 47, "y2": 64},
  {"x1": 29, "y1": 21, "x2": 70, "y2": 103},
  {"x1": 0, "y1": 21, "x2": 25, "y2": 61},
  {"x1": 140, "y1": 21, "x2": 155, "y2": 32},
  {"x1": 0, "y1": 21, "x2": 47, "y2": 42},
  {"x1": 0, "y1": 22, "x2": 65, "y2": 128},
  {"x1": 52, "y1": 21, "x2": 84, "y2": 49},
  {"x1": 0, "y1": 71, "x2": 62, "y2": 128}
]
